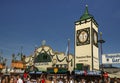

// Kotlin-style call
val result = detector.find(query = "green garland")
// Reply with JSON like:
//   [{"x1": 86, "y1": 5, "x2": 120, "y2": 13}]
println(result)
[{"x1": 56, "y1": 54, "x2": 66, "y2": 62}]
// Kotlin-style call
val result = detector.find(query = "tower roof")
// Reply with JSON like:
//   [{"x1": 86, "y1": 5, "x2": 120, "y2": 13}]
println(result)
[{"x1": 80, "y1": 5, "x2": 93, "y2": 21}]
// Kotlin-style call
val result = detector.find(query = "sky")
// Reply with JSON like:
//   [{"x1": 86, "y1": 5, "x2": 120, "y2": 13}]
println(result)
[{"x1": 0, "y1": 0, "x2": 120, "y2": 66}]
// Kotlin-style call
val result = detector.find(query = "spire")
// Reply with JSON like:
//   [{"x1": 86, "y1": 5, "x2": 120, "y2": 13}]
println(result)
[
  {"x1": 84, "y1": 5, "x2": 89, "y2": 15},
  {"x1": 80, "y1": 5, "x2": 93, "y2": 21}
]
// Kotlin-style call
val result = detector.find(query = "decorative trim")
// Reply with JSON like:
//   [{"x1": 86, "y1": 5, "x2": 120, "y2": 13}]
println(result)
[
  {"x1": 75, "y1": 18, "x2": 98, "y2": 27},
  {"x1": 56, "y1": 55, "x2": 66, "y2": 62}
]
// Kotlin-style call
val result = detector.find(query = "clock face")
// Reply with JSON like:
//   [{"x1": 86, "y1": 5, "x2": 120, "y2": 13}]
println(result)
[
  {"x1": 79, "y1": 31, "x2": 88, "y2": 43},
  {"x1": 93, "y1": 29, "x2": 98, "y2": 47},
  {"x1": 76, "y1": 28, "x2": 90, "y2": 46}
]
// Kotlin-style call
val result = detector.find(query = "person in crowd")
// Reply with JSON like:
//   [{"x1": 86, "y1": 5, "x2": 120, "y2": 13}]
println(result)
[
  {"x1": 1, "y1": 75, "x2": 9, "y2": 83},
  {"x1": 9, "y1": 77, "x2": 14, "y2": 83},
  {"x1": 81, "y1": 79, "x2": 86, "y2": 83},
  {"x1": 36, "y1": 77, "x2": 41, "y2": 83},
  {"x1": 26, "y1": 77, "x2": 31, "y2": 83},
  {"x1": 1, "y1": 76, "x2": 6, "y2": 83},
  {"x1": 23, "y1": 70, "x2": 28, "y2": 82},
  {"x1": 52, "y1": 76, "x2": 57, "y2": 83},
  {"x1": 69, "y1": 77, "x2": 74, "y2": 83},
  {"x1": 50, "y1": 77, "x2": 54, "y2": 83},
  {"x1": 10, "y1": 75, "x2": 17, "y2": 83},
  {"x1": 0, "y1": 76, "x2": 1, "y2": 83},
  {"x1": 16, "y1": 74, "x2": 23, "y2": 83},
  {"x1": 58, "y1": 78, "x2": 63, "y2": 83},
  {"x1": 40, "y1": 74, "x2": 45, "y2": 83},
  {"x1": 45, "y1": 76, "x2": 51, "y2": 83}
]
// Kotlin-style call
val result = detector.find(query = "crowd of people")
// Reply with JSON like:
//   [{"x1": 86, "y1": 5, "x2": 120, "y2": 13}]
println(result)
[
  {"x1": 0, "y1": 73, "x2": 120, "y2": 83},
  {"x1": 0, "y1": 74, "x2": 23, "y2": 83}
]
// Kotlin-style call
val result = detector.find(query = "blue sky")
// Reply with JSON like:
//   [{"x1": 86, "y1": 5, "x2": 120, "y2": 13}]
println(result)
[{"x1": 0, "y1": 0, "x2": 120, "y2": 66}]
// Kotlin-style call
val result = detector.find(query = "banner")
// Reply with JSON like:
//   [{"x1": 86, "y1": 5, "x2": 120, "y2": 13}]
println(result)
[
  {"x1": 75, "y1": 70, "x2": 101, "y2": 75},
  {"x1": 102, "y1": 54, "x2": 120, "y2": 64}
]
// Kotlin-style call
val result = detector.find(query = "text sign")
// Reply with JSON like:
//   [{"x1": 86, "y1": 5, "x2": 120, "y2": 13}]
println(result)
[
  {"x1": 102, "y1": 54, "x2": 120, "y2": 64},
  {"x1": 35, "y1": 62, "x2": 49, "y2": 66},
  {"x1": 75, "y1": 70, "x2": 101, "y2": 75}
]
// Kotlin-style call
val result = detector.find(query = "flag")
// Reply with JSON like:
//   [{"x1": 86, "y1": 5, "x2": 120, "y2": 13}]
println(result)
[{"x1": 65, "y1": 39, "x2": 70, "y2": 56}]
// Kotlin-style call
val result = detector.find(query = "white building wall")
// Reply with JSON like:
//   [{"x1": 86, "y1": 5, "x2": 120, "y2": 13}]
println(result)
[{"x1": 75, "y1": 21, "x2": 92, "y2": 70}]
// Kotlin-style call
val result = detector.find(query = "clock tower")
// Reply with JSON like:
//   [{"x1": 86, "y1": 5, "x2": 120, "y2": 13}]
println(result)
[{"x1": 75, "y1": 5, "x2": 99, "y2": 70}]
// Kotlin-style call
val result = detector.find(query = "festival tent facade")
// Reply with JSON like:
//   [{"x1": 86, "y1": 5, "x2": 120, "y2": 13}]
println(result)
[{"x1": 25, "y1": 45, "x2": 74, "y2": 73}]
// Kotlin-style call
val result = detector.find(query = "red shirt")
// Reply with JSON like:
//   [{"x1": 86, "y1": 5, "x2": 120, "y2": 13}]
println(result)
[
  {"x1": 23, "y1": 73, "x2": 28, "y2": 78},
  {"x1": 41, "y1": 79, "x2": 45, "y2": 83}
]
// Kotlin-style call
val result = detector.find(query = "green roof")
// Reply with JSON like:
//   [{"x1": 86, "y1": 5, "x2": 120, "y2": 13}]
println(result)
[{"x1": 80, "y1": 5, "x2": 93, "y2": 21}]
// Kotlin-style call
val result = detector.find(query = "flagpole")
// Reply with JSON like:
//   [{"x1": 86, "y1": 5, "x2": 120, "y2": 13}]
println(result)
[
  {"x1": 67, "y1": 38, "x2": 70, "y2": 83},
  {"x1": 20, "y1": 46, "x2": 23, "y2": 61},
  {"x1": 67, "y1": 38, "x2": 70, "y2": 71}
]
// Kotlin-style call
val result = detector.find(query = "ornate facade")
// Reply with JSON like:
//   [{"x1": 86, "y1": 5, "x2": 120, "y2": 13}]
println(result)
[{"x1": 25, "y1": 45, "x2": 74, "y2": 72}]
